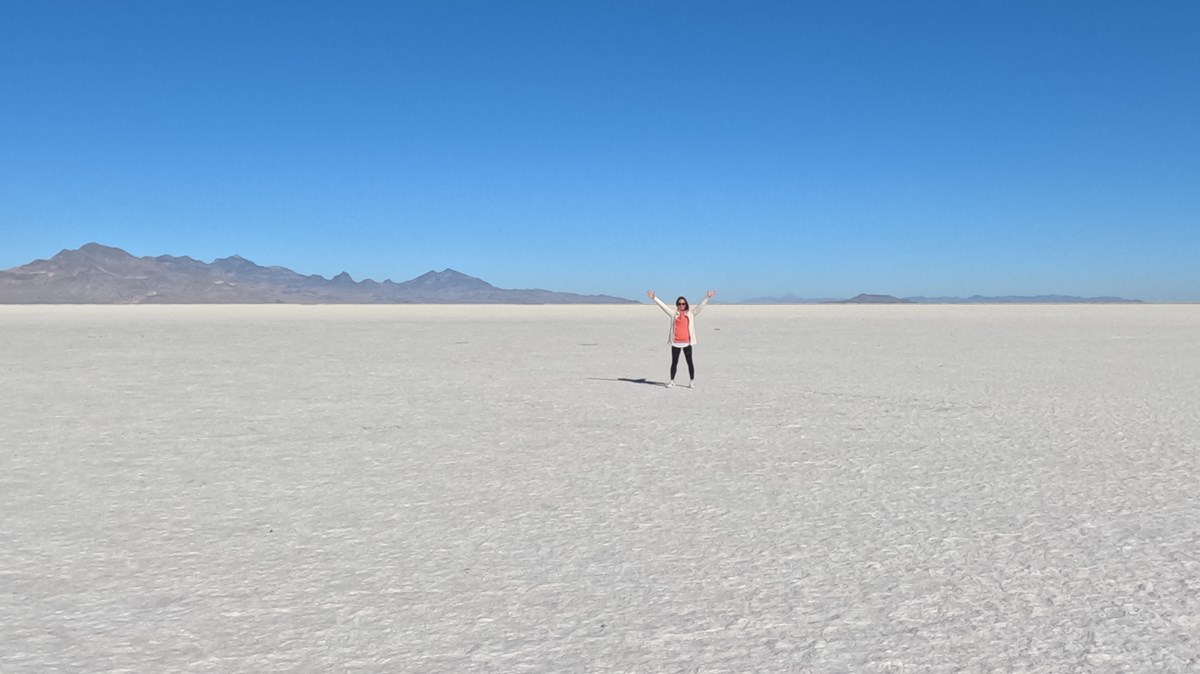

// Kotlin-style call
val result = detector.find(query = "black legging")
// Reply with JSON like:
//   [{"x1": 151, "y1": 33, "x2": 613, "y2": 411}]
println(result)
[{"x1": 671, "y1": 345, "x2": 694, "y2": 381}]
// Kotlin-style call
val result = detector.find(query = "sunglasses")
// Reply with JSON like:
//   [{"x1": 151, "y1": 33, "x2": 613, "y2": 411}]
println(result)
[{"x1": 676, "y1": 302, "x2": 687, "y2": 307}]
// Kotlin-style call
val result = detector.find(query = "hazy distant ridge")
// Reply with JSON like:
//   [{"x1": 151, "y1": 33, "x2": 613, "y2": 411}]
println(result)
[
  {"x1": 0, "y1": 244, "x2": 634, "y2": 304},
  {"x1": 744, "y1": 293, "x2": 1143, "y2": 304},
  {"x1": 907, "y1": 295, "x2": 1142, "y2": 304}
]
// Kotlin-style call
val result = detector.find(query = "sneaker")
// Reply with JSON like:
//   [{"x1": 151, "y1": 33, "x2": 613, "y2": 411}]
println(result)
[
  {"x1": 688, "y1": 380, "x2": 694, "y2": 388},
  {"x1": 666, "y1": 381, "x2": 675, "y2": 388}
]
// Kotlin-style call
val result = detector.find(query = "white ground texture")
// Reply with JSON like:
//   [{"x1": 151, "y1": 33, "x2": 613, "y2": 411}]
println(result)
[{"x1": 3, "y1": 304, "x2": 1199, "y2": 673}]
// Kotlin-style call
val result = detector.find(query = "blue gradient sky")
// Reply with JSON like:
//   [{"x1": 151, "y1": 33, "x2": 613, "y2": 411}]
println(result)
[{"x1": 3, "y1": 1, "x2": 1198, "y2": 301}]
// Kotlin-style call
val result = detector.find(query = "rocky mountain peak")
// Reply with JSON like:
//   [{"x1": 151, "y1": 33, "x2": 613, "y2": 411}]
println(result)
[
  {"x1": 406, "y1": 269, "x2": 495, "y2": 290},
  {"x1": 50, "y1": 242, "x2": 135, "y2": 265}
]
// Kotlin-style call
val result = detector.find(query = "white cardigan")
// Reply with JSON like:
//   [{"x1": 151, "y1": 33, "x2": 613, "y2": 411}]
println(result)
[{"x1": 652, "y1": 295, "x2": 711, "y2": 345}]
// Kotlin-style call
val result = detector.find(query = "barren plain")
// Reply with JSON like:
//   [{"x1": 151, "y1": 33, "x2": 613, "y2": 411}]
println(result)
[{"x1": 3, "y1": 304, "x2": 1199, "y2": 672}]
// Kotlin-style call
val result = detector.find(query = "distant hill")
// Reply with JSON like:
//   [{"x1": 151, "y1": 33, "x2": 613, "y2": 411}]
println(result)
[
  {"x1": 828, "y1": 294, "x2": 915, "y2": 305},
  {"x1": 741, "y1": 294, "x2": 837, "y2": 304},
  {"x1": 0, "y1": 243, "x2": 635, "y2": 304}
]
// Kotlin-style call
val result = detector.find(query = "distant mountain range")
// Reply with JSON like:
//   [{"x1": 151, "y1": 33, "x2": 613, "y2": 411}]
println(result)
[
  {"x1": 744, "y1": 293, "x2": 1142, "y2": 304},
  {"x1": 2, "y1": 244, "x2": 1148, "y2": 305},
  {"x1": 0, "y1": 244, "x2": 635, "y2": 304}
]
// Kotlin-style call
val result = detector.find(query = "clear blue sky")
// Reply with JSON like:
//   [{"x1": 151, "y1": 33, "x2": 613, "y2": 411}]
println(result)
[{"x1": 2, "y1": 1, "x2": 1198, "y2": 301}]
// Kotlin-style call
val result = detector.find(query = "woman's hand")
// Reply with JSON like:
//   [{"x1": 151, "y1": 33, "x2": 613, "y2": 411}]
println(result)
[
  {"x1": 647, "y1": 290, "x2": 656, "y2": 300},
  {"x1": 706, "y1": 290, "x2": 716, "y2": 299}
]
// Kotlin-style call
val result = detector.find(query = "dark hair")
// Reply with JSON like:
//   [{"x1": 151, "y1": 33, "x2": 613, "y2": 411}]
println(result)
[{"x1": 675, "y1": 296, "x2": 689, "y2": 310}]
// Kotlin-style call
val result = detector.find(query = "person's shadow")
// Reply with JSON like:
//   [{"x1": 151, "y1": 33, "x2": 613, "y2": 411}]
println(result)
[{"x1": 589, "y1": 377, "x2": 668, "y2": 387}]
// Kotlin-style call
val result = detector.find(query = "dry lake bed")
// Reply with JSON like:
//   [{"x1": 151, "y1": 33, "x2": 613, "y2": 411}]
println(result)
[{"x1": 3, "y1": 304, "x2": 1199, "y2": 672}]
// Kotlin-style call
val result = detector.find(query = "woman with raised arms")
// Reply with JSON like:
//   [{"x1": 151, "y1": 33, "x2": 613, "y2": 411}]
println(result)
[{"x1": 646, "y1": 289, "x2": 716, "y2": 388}]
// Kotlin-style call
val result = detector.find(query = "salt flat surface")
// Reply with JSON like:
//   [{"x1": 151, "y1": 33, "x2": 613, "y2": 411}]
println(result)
[{"x1": 3, "y1": 304, "x2": 1199, "y2": 673}]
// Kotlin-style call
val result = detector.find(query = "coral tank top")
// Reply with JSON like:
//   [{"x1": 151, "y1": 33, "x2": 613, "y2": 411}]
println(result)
[{"x1": 673, "y1": 312, "x2": 690, "y2": 343}]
